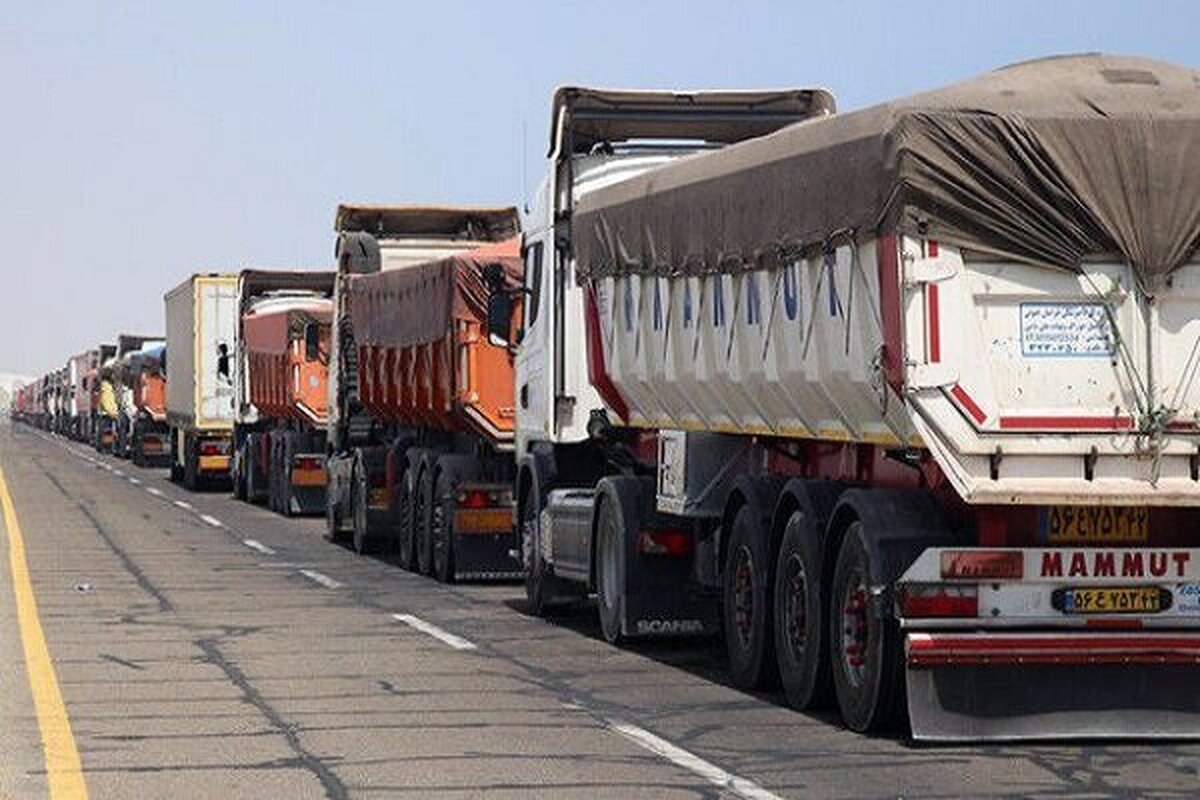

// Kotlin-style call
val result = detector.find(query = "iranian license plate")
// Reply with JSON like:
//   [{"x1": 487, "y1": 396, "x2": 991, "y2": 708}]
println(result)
[
  {"x1": 368, "y1": 487, "x2": 389, "y2": 509},
  {"x1": 1054, "y1": 586, "x2": 1170, "y2": 615},
  {"x1": 1044, "y1": 506, "x2": 1149, "y2": 544}
]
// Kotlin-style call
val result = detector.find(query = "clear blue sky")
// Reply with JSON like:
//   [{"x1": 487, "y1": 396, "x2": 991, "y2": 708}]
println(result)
[{"x1": 1, "y1": 1, "x2": 1196, "y2": 375}]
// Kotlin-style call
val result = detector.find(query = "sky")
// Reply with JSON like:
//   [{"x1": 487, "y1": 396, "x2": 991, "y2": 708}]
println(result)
[{"x1": 1, "y1": 1, "x2": 1196, "y2": 376}]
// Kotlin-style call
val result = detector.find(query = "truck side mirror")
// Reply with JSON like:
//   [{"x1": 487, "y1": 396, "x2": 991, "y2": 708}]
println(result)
[
  {"x1": 304, "y1": 322, "x2": 321, "y2": 361},
  {"x1": 487, "y1": 290, "x2": 514, "y2": 346}
]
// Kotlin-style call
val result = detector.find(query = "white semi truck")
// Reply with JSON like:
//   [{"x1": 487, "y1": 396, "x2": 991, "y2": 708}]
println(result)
[{"x1": 489, "y1": 56, "x2": 1200, "y2": 740}]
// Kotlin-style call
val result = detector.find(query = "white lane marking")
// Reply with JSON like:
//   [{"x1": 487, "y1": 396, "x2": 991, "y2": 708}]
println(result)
[
  {"x1": 299, "y1": 569, "x2": 342, "y2": 589},
  {"x1": 146, "y1": 487, "x2": 164, "y2": 497},
  {"x1": 391, "y1": 613, "x2": 476, "y2": 651},
  {"x1": 242, "y1": 539, "x2": 276, "y2": 555},
  {"x1": 609, "y1": 720, "x2": 785, "y2": 800},
  {"x1": 172, "y1": 500, "x2": 192, "y2": 510},
  {"x1": 127, "y1": 477, "x2": 141, "y2": 485},
  {"x1": 199, "y1": 514, "x2": 223, "y2": 528}
]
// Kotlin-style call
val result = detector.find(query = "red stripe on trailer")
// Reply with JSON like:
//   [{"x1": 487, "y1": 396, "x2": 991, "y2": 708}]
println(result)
[
  {"x1": 925, "y1": 283, "x2": 941, "y2": 363},
  {"x1": 876, "y1": 233, "x2": 905, "y2": 395},
  {"x1": 949, "y1": 384, "x2": 987, "y2": 425},
  {"x1": 927, "y1": 239, "x2": 939, "y2": 258},
  {"x1": 907, "y1": 632, "x2": 1200, "y2": 667},
  {"x1": 998, "y1": 415, "x2": 1134, "y2": 430},
  {"x1": 583, "y1": 284, "x2": 629, "y2": 423}
]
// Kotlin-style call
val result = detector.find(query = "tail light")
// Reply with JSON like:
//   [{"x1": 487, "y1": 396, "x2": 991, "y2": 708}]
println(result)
[
  {"x1": 457, "y1": 490, "x2": 491, "y2": 509},
  {"x1": 292, "y1": 455, "x2": 324, "y2": 471},
  {"x1": 638, "y1": 528, "x2": 692, "y2": 556},
  {"x1": 199, "y1": 440, "x2": 230, "y2": 456},
  {"x1": 898, "y1": 583, "x2": 978, "y2": 618},
  {"x1": 940, "y1": 550, "x2": 1023, "y2": 580}
]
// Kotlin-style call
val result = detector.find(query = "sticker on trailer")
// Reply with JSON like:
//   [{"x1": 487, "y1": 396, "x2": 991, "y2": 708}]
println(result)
[{"x1": 1020, "y1": 302, "x2": 1113, "y2": 357}]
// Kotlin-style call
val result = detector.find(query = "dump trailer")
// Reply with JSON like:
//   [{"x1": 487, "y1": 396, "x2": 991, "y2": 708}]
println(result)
[
  {"x1": 326, "y1": 204, "x2": 522, "y2": 581},
  {"x1": 491, "y1": 56, "x2": 1200, "y2": 741},
  {"x1": 165, "y1": 274, "x2": 238, "y2": 489},
  {"x1": 232, "y1": 270, "x2": 335, "y2": 515},
  {"x1": 113, "y1": 334, "x2": 165, "y2": 459},
  {"x1": 66, "y1": 350, "x2": 98, "y2": 441},
  {"x1": 120, "y1": 343, "x2": 170, "y2": 467}
]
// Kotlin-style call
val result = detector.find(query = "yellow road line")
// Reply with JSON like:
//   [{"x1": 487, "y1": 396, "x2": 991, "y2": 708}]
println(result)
[{"x1": 0, "y1": 465, "x2": 88, "y2": 799}]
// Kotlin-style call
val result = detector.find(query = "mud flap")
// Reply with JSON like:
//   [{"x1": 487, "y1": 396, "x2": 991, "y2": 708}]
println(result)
[
  {"x1": 621, "y1": 550, "x2": 719, "y2": 638},
  {"x1": 453, "y1": 530, "x2": 522, "y2": 581}
]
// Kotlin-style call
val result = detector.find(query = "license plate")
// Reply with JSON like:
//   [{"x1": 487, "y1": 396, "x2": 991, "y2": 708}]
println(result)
[
  {"x1": 142, "y1": 441, "x2": 162, "y2": 453},
  {"x1": 1053, "y1": 586, "x2": 1170, "y2": 615},
  {"x1": 1044, "y1": 506, "x2": 1148, "y2": 544},
  {"x1": 368, "y1": 487, "x2": 389, "y2": 509},
  {"x1": 454, "y1": 508, "x2": 513, "y2": 535}
]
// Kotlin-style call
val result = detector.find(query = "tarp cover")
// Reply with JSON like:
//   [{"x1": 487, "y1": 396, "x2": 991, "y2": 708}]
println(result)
[
  {"x1": 348, "y1": 238, "x2": 522, "y2": 347},
  {"x1": 575, "y1": 54, "x2": 1200, "y2": 292}
]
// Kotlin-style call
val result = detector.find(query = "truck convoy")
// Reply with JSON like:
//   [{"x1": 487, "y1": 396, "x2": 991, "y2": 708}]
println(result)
[
  {"x1": 325, "y1": 204, "x2": 523, "y2": 579},
  {"x1": 12, "y1": 53, "x2": 1200, "y2": 742},
  {"x1": 232, "y1": 270, "x2": 335, "y2": 515},
  {"x1": 165, "y1": 274, "x2": 238, "y2": 489}
]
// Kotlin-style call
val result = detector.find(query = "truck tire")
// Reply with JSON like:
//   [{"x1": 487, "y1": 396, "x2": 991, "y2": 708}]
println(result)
[
  {"x1": 232, "y1": 443, "x2": 247, "y2": 501},
  {"x1": 430, "y1": 466, "x2": 459, "y2": 583},
  {"x1": 396, "y1": 464, "x2": 417, "y2": 571},
  {"x1": 829, "y1": 521, "x2": 904, "y2": 733},
  {"x1": 722, "y1": 504, "x2": 777, "y2": 690},
  {"x1": 595, "y1": 495, "x2": 625, "y2": 644},
  {"x1": 414, "y1": 465, "x2": 435, "y2": 575},
  {"x1": 183, "y1": 436, "x2": 199, "y2": 491},
  {"x1": 326, "y1": 491, "x2": 346, "y2": 542},
  {"x1": 773, "y1": 507, "x2": 831, "y2": 710},
  {"x1": 352, "y1": 460, "x2": 376, "y2": 555},
  {"x1": 278, "y1": 435, "x2": 295, "y2": 518},
  {"x1": 522, "y1": 486, "x2": 556, "y2": 616}
]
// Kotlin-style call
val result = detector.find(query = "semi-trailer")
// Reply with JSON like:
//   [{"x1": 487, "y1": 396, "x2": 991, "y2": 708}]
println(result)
[
  {"x1": 231, "y1": 270, "x2": 336, "y2": 515},
  {"x1": 165, "y1": 273, "x2": 238, "y2": 489},
  {"x1": 325, "y1": 204, "x2": 523, "y2": 580},
  {"x1": 112, "y1": 334, "x2": 165, "y2": 459},
  {"x1": 488, "y1": 55, "x2": 1200, "y2": 740}
]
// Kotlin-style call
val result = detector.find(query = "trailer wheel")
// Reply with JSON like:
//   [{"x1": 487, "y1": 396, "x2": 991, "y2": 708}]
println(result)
[
  {"x1": 278, "y1": 435, "x2": 295, "y2": 518},
  {"x1": 183, "y1": 436, "x2": 199, "y2": 491},
  {"x1": 352, "y1": 460, "x2": 376, "y2": 555},
  {"x1": 595, "y1": 496, "x2": 625, "y2": 644},
  {"x1": 325, "y1": 491, "x2": 346, "y2": 542},
  {"x1": 232, "y1": 443, "x2": 247, "y2": 501},
  {"x1": 773, "y1": 508, "x2": 831, "y2": 710},
  {"x1": 414, "y1": 465, "x2": 434, "y2": 575},
  {"x1": 830, "y1": 521, "x2": 904, "y2": 733},
  {"x1": 722, "y1": 504, "x2": 777, "y2": 689},
  {"x1": 431, "y1": 467, "x2": 458, "y2": 584},
  {"x1": 396, "y1": 464, "x2": 417, "y2": 571}
]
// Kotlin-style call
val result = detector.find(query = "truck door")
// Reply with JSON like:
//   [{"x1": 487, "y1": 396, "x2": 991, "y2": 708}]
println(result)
[{"x1": 515, "y1": 236, "x2": 551, "y2": 450}]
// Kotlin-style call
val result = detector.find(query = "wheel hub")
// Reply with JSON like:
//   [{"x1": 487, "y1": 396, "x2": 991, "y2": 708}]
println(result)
[
  {"x1": 840, "y1": 571, "x2": 869, "y2": 687},
  {"x1": 783, "y1": 553, "x2": 807, "y2": 659},
  {"x1": 733, "y1": 545, "x2": 756, "y2": 647}
]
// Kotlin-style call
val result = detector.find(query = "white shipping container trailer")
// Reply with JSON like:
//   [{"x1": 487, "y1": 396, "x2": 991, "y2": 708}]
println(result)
[
  {"x1": 165, "y1": 273, "x2": 239, "y2": 489},
  {"x1": 497, "y1": 55, "x2": 1200, "y2": 740}
]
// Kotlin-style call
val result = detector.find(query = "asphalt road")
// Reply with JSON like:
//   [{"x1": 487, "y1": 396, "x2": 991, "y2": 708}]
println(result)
[{"x1": 2, "y1": 421, "x2": 1200, "y2": 799}]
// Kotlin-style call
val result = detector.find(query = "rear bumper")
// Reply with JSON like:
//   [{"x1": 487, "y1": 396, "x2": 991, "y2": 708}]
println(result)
[
  {"x1": 906, "y1": 632, "x2": 1200, "y2": 740},
  {"x1": 907, "y1": 631, "x2": 1200, "y2": 666}
]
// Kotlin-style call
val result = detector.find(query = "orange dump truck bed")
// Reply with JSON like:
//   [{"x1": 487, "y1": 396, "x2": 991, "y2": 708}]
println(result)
[
  {"x1": 242, "y1": 299, "x2": 333, "y2": 426},
  {"x1": 347, "y1": 238, "x2": 521, "y2": 443}
]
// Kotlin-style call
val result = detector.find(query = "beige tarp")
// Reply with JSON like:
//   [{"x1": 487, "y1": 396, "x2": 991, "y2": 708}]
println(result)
[{"x1": 575, "y1": 54, "x2": 1200, "y2": 293}]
